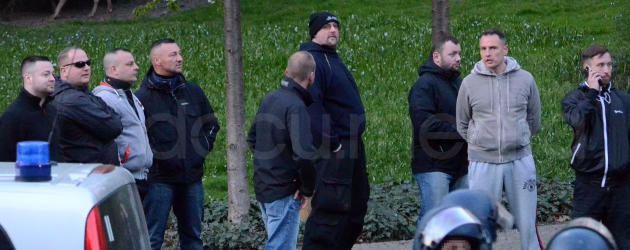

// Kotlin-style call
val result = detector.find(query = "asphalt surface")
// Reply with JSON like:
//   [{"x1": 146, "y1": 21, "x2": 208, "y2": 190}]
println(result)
[{"x1": 352, "y1": 223, "x2": 566, "y2": 250}]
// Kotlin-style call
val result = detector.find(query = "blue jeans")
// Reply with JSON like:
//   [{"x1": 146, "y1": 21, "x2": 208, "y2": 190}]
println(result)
[
  {"x1": 259, "y1": 195, "x2": 302, "y2": 250},
  {"x1": 144, "y1": 181, "x2": 204, "y2": 250},
  {"x1": 413, "y1": 172, "x2": 467, "y2": 250}
]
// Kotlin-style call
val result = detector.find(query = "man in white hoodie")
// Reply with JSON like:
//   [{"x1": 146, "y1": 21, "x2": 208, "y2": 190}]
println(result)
[
  {"x1": 93, "y1": 48, "x2": 153, "y2": 201},
  {"x1": 456, "y1": 29, "x2": 542, "y2": 250}
]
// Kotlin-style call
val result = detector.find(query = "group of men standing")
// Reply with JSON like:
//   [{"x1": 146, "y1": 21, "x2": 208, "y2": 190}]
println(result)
[
  {"x1": 1, "y1": 10, "x2": 628, "y2": 250},
  {"x1": 410, "y1": 29, "x2": 629, "y2": 250},
  {"x1": 0, "y1": 39, "x2": 220, "y2": 250}
]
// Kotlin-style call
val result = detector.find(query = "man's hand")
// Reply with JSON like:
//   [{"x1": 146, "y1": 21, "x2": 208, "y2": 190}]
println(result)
[
  {"x1": 293, "y1": 190, "x2": 311, "y2": 209},
  {"x1": 587, "y1": 67, "x2": 602, "y2": 91}
]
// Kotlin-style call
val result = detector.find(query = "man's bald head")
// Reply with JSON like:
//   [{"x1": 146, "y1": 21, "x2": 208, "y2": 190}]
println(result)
[{"x1": 285, "y1": 51, "x2": 315, "y2": 83}]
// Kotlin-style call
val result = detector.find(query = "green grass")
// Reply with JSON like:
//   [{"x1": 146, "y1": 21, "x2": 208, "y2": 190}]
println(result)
[{"x1": 0, "y1": 0, "x2": 628, "y2": 201}]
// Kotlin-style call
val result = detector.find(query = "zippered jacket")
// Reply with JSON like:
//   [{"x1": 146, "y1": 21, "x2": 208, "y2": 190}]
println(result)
[
  {"x1": 247, "y1": 78, "x2": 319, "y2": 203},
  {"x1": 135, "y1": 67, "x2": 220, "y2": 184},
  {"x1": 561, "y1": 82, "x2": 630, "y2": 187},
  {"x1": 93, "y1": 79, "x2": 153, "y2": 180},
  {"x1": 52, "y1": 79, "x2": 122, "y2": 165},
  {"x1": 0, "y1": 89, "x2": 61, "y2": 162},
  {"x1": 408, "y1": 57, "x2": 467, "y2": 176},
  {"x1": 456, "y1": 57, "x2": 541, "y2": 164},
  {"x1": 299, "y1": 42, "x2": 365, "y2": 150}
]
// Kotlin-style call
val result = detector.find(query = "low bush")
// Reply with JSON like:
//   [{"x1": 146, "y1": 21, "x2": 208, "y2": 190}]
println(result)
[{"x1": 162, "y1": 178, "x2": 576, "y2": 248}]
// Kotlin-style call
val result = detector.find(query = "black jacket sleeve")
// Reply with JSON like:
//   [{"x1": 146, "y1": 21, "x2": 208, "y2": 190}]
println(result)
[
  {"x1": 409, "y1": 82, "x2": 459, "y2": 137},
  {"x1": 0, "y1": 111, "x2": 18, "y2": 161},
  {"x1": 287, "y1": 104, "x2": 318, "y2": 197},
  {"x1": 561, "y1": 88, "x2": 598, "y2": 131},
  {"x1": 198, "y1": 89, "x2": 220, "y2": 152},
  {"x1": 63, "y1": 94, "x2": 123, "y2": 142},
  {"x1": 308, "y1": 66, "x2": 341, "y2": 151}
]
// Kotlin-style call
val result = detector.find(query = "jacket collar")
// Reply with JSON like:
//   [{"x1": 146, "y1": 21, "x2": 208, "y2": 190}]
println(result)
[
  {"x1": 143, "y1": 66, "x2": 186, "y2": 91},
  {"x1": 20, "y1": 88, "x2": 52, "y2": 109},
  {"x1": 281, "y1": 77, "x2": 313, "y2": 106},
  {"x1": 104, "y1": 76, "x2": 132, "y2": 90},
  {"x1": 52, "y1": 78, "x2": 88, "y2": 97},
  {"x1": 418, "y1": 56, "x2": 461, "y2": 82}
]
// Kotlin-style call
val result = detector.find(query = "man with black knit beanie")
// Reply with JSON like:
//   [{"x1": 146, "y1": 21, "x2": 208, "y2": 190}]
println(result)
[
  {"x1": 93, "y1": 48, "x2": 153, "y2": 201},
  {"x1": 136, "y1": 39, "x2": 220, "y2": 250},
  {"x1": 300, "y1": 11, "x2": 369, "y2": 249}
]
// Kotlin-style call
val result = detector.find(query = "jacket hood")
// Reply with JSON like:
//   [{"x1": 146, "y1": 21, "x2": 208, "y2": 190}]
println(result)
[
  {"x1": 92, "y1": 83, "x2": 119, "y2": 96},
  {"x1": 299, "y1": 41, "x2": 337, "y2": 55},
  {"x1": 418, "y1": 56, "x2": 461, "y2": 82},
  {"x1": 52, "y1": 78, "x2": 79, "y2": 97},
  {"x1": 472, "y1": 56, "x2": 520, "y2": 76},
  {"x1": 280, "y1": 77, "x2": 313, "y2": 106}
]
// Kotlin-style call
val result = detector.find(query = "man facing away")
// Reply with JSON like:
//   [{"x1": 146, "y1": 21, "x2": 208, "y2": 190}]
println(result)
[
  {"x1": 456, "y1": 29, "x2": 543, "y2": 250},
  {"x1": 300, "y1": 11, "x2": 369, "y2": 250},
  {"x1": 0, "y1": 56, "x2": 60, "y2": 161},
  {"x1": 561, "y1": 45, "x2": 630, "y2": 250},
  {"x1": 247, "y1": 51, "x2": 319, "y2": 250},
  {"x1": 52, "y1": 47, "x2": 122, "y2": 165},
  {"x1": 408, "y1": 33, "x2": 468, "y2": 249},
  {"x1": 93, "y1": 48, "x2": 153, "y2": 200},
  {"x1": 136, "y1": 39, "x2": 220, "y2": 250}
]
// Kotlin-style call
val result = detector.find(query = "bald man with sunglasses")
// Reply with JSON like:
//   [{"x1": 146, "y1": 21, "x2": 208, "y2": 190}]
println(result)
[{"x1": 52, "y1": 46, "x2": 123, "y2": 165}]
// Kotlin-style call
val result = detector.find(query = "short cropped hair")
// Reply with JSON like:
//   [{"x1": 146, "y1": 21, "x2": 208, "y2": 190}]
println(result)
[
  {"x1": 480, "y1": 28, "x2": 506, "y2": 44},
  {"x1": 103, "y1": 48, "x2": 132, "y2": 72},
  {"x1": 286, "y1": 51, "x2": 315, "y2": 82},
  {"x1": 57, "y1": 46, "x2": 81, "y2": 66},
  {"x1": 149, "y1": 38, "x2": 176, "y2": 58},
  {"x1": 432, "y1": 33, "x2": 460, "y2": 54},
  {"x1": 581, "y1": 45, "x2": 609, "y2": 64},
  {"x1": 21, "y1": 56, "x2": 51, "y2": 76}
]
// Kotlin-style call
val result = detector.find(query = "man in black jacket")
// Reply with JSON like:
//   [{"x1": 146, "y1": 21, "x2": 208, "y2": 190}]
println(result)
[
  {"x1": 300, "y1": 12, "x2": 369, "y2": 249},
  {"x1": 247, "y1": 51, "x2": 319, "y2": 250},
  {"x1": 0, "y1": 56, "x2": 60, "y2": 161},
  {"x1": 52, "y1": 47, "x2": 122, "y2": 165},
  {"x1": 561, "y1": 45, "x2": 630, "y2": 250},
  {"x1": 407, "y1": 33, "x2": 468, "y2": 249},
  {"x1": 136, "y1": 39, "x2": 220, "y2": 250}
]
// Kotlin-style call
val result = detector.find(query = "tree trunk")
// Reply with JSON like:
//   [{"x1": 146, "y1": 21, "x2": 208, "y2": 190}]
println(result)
[
  {"x1": 222, "y1": 0, "x2": 249, "y2": 223},
  {"x1": 431, "y1": 0, "x2": 450, "y2": 47}
]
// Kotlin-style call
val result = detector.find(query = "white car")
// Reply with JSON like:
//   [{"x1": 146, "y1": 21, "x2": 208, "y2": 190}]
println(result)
[{"x1": 0, "y1": 163, "x2": 150, "y2": 250}]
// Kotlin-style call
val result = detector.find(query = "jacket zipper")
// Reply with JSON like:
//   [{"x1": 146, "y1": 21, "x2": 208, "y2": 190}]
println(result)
[
  {"x1": 497, "y1": 77, "x2": 503, "y2": 162},
  {"x1": 570, "y1": 143, "x2": 581, "y2": 165},
  {"x1": 598, "y1": 96, "x2": 609, "y2": 188}
]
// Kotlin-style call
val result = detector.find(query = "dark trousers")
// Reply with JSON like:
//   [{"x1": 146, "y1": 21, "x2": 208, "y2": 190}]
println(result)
[
  {"x1": 572, "y1": 177, "x2": 630, "y2": 250},
  {"x1": 303, "y1": 137, "x2": 370, "y2": 250}
]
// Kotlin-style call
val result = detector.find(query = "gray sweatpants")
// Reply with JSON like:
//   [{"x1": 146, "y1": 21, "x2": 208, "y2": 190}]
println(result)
[{"x1": 468, "y1": 155, "x2": 541, "y2": 250}]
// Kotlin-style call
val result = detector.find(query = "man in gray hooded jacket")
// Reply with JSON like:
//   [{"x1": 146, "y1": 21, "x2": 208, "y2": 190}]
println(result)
[
  {"x1": 456, "y1": 29, "x2": 542, "y2": 250},
  {"x1": 93, "y1": 48, "x2": 153, "y2": 200}
]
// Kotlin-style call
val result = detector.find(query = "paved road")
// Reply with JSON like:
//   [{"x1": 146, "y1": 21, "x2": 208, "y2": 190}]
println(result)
[{"x1": 352, "y1": 223, "x2": 566, "y2": 250}]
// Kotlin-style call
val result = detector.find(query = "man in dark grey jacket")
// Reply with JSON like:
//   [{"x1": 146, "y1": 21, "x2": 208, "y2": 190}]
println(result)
[
  {"x1": 52, "y1": 46, "x2": 122, "y2": 165},
  {"x1": 561, "y1": 45, "x2": 630, "y2": 250},
  {"x1": 93, "y1": 48, "x2": 153, "y2": 200},
  {"x1": 247, "y1": 51, "x2": 319, "y2": 250}
]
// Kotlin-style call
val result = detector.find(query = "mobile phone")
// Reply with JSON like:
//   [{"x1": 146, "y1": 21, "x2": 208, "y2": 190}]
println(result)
[{"x1": 582, "y1": 65, "x2": 590, "y2": 79}]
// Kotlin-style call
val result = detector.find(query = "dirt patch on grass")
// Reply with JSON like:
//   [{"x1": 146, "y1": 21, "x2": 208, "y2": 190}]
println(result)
[{"x1": 1, "y1": 0, "x2": 210, "y2": 27}]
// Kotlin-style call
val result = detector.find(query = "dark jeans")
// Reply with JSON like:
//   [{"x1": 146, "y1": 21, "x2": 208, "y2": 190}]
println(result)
[
  {"x1": 144, "y1": 181, "x2": 204, "y2": 250},
  {"x1": 303, "y1": 137, "x2": 370, "y2": 250},
  {"x1": 572, "y1": 177, "x2": 630, "y2": 250}
]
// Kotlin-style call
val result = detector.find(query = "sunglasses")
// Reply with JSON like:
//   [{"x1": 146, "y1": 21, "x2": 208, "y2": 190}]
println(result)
[{"x1": 63, "y1": 60, "x2": 91, "y2": 68}]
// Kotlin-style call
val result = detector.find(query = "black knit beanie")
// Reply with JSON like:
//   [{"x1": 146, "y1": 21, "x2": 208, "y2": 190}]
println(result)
[{"x1": 309, "y1": 12, "x2": 339, "y2": 38}]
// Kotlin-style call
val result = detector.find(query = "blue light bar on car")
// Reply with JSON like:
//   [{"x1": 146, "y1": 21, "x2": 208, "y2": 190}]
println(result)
[{"x1": 15, "y1": 141, "x2": 51, "y2": 182}]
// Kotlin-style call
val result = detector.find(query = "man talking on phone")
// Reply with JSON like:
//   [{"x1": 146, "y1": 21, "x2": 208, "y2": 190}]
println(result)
[{"x1": 561, "y1": 44, "x2": 630, "y2": 250}]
